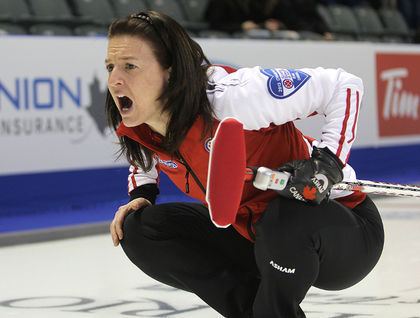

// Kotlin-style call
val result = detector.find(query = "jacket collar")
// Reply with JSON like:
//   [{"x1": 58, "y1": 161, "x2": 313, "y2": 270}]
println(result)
[{"x1": 115, "y1": 117, "x2": 213, "y2": 154}]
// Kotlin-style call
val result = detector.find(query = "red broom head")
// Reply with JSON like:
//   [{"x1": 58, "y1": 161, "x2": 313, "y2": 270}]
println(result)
[{"x1": 206, "y1": 117, "x2": 246, "y2": 227}]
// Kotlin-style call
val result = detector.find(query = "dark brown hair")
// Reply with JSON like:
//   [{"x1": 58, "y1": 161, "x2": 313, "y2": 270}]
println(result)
[{"x1": 106, "y1": 11, "x2": 213, "y2": 171}]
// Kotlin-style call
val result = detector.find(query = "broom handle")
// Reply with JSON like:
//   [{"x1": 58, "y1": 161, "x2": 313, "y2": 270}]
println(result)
[{"x1": 251, "y1": 167, "x2": 420, "y2": 198}]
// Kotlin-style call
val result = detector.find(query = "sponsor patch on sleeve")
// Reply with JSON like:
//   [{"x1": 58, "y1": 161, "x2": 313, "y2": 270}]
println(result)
[{"x1": 260, "y1": 68, "x2": 311, "y2": 99}]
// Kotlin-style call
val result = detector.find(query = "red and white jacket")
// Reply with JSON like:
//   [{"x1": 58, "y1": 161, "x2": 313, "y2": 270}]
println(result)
[{"x1": 117, "y1": 65, "x2": 366, "y2": 241}]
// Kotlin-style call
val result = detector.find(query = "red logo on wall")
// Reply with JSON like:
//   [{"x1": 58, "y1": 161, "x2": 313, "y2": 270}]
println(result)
[{"x1": 376, "y1": 53, "x2": 420, "y2": 136}]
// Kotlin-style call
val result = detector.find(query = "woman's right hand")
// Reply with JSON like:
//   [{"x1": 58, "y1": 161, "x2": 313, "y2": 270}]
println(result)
[{"x1": 110, "y1": 197, "x2": 152, "y2": 247}]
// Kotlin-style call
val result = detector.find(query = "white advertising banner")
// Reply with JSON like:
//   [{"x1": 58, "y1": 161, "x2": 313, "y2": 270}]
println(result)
[
  {"x1": 1, "y1": 36, "x2": 419, "y2": 175},
  {"x1": 0, "y1": 36, "x2": 122, "y2": 175}
]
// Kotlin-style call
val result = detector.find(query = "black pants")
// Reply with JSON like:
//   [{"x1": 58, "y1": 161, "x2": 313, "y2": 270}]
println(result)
[{"x1": 120, "y1": 196, "x2": 384, "y2": 318}]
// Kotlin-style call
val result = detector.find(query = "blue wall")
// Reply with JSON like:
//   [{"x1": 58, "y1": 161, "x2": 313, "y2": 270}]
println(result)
[{"x1": 1, "y1": 144, "x2": 419, "y2": 233}]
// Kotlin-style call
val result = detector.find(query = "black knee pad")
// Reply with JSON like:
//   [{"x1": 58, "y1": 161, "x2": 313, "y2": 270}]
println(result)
[
  {"x1": 122, "y1": 204, "x2": 176, "y2": 245},
  {"x1": 120, "y1": 210, "x2": 143, "y2": 249},
  {"x1": 120, "y1": 207, "x2": 164, "y2": 271}
]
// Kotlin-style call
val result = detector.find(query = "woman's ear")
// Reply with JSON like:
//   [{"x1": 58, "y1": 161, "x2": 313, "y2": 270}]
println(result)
[{"x1": 166, "y1": 67, "x2": 172, "y2": 82}]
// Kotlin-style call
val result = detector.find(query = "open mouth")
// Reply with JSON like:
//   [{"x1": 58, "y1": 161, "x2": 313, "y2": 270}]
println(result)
[{"x1": 117, "y1": 96, "x2": 133, "y2": 111}]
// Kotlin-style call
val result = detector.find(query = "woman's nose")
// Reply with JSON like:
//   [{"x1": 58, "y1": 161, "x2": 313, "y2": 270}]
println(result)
[{"x1": 108, "y1": 69, "x2": 124, "y2": 87}]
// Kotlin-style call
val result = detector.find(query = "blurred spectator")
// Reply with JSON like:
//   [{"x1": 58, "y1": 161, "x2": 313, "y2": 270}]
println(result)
[
  {"x1": 319, "y1": 0, "x2": 363, "y2": 5},
  {"x1": 204, "y1": 0, "x2": 288, "y2": 34},
  {"x1": 397, "y1": 0, "x2": 420, "y2": 29},
  {"x1": 280, "y1": 0, "x2": 334, "y2": 40},
  {"x1": 397, "y1": 0, "x2": 420, "y2": 42},
  {"x1": 382, "y1": 0, "x2": 397, "y2": 7},
  {"x1": 319, "y1": 0, "x2": 383, "y2": 9}
]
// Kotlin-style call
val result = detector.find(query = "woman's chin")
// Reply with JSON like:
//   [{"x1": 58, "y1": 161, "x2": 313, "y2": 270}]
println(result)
[{"x1": 122, "y1": 117, "x2": 142, "y2": 127}]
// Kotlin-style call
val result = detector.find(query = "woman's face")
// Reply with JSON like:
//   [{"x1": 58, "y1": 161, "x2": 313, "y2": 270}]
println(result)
[{"x1": 106, "y1": 35, "x2": 170, "y2": 129}]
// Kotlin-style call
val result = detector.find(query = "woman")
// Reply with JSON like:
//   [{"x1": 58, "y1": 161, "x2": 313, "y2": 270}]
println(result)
[
  {"x1": 204, "y1": 0, "x2": 287, "y2": 34},
  {"x1": 106, "y1": 11, "x2": 384, "y2": 318},
  {"x1": 280, "y1": 0, "x2": 334, "y2": 40}
]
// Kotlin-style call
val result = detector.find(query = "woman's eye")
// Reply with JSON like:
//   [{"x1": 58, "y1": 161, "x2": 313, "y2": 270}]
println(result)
[
  {"x1": 106, "y1": 64, "x2": 114, "y2": 73},
  {"x1": 125, "y1": 63, "x2": 136, "y2": 70}
]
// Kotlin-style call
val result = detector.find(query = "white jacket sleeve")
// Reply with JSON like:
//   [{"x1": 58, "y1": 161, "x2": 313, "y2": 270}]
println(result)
[
  {"x1": 208, "y1": 66, "x2": 363, "y2": 164},
  {"x1": 128, "y1": 155, "x2": 159, "y2": 193}
]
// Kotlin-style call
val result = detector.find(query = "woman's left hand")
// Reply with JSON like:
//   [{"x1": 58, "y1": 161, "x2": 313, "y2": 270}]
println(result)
[
  {"x1": 110, "y1": 198, "x2": 152, "y2": 246},
  {"x1": 276, "y1": 147, "x2": 344, "y2": 204}
]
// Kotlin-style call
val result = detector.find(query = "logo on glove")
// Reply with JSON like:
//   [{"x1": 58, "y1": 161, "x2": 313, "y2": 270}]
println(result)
[
  {"x1": 302, "y1": 186, "x2": 317, "y2": 200},
  {"x1": 311, "y1": 174, "x2": 329, "y2": 193},
  {"x1": 289, "y1": 186, "x2": 306, "y2": 201},
  {"x1": 290, "y1": 174, "x2": 329, "y2": 202}
]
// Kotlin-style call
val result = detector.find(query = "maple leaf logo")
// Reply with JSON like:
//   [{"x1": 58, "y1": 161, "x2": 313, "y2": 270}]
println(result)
[
  {"x1": 302, "y1": 186, "x2": 317, "y2": 200},
  {"x1": 86, "y1": 75, "x2": 108, "y2": 136}
]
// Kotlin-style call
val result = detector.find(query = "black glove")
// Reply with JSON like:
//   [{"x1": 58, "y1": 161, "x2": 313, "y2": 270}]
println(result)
[{"x1": 277, "y1": 147, "x2": 344, "y2": 204}]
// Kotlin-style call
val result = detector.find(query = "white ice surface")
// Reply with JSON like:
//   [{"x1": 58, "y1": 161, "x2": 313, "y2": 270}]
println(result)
[{"x1": 0, "y1": 197, "x2": 419, "y2": 318}]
